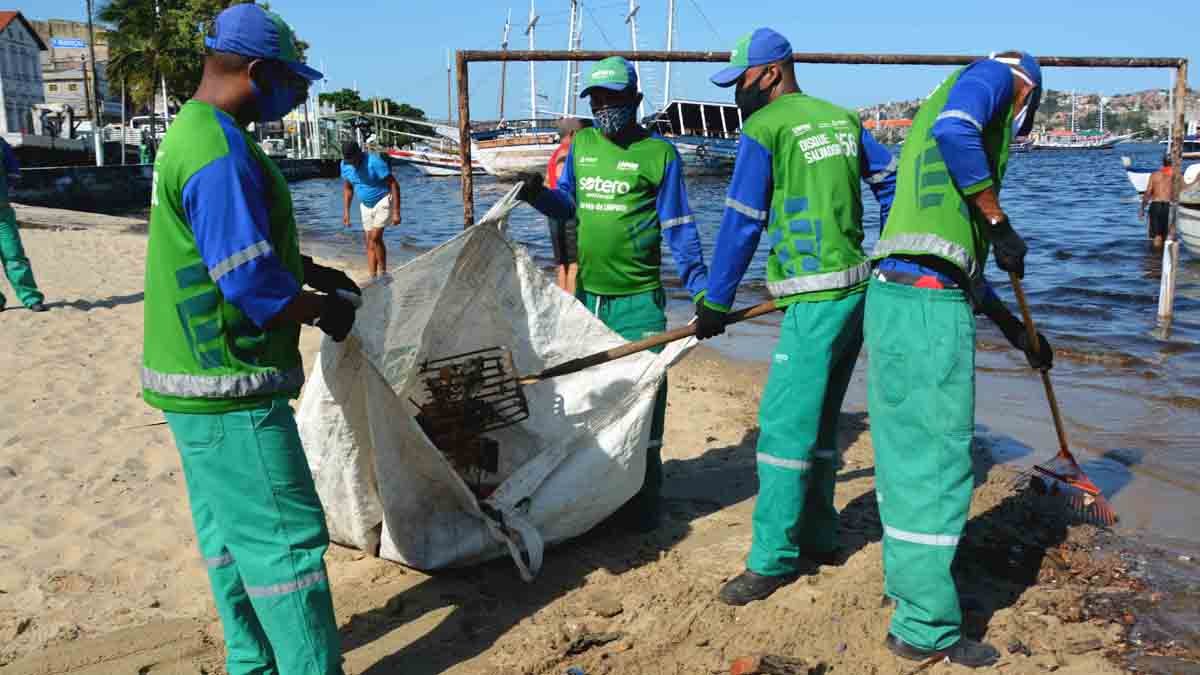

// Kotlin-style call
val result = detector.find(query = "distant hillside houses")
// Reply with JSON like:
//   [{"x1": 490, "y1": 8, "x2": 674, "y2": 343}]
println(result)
[{"x1": 858, "y1": 88, "x2": 1199, "y2": 139}]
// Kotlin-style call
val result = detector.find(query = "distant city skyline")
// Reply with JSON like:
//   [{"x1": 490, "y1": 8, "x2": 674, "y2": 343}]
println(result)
[{"x1": 27, "y1": 0, "x2": 1200, "y2": 121}]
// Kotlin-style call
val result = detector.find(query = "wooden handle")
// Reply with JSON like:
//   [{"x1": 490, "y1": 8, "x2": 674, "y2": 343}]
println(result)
[
  {"x1": 518, "y1": 299, "x2": 780, "y2": 385},
  {"x1": 1008, "y1": 272, "x2": 1072, "y2": 457}
]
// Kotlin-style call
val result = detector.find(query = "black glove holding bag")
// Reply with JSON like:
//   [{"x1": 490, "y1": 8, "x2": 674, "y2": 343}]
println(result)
[
  {"x1": 314, "y1": 292, "x2": 357, "y2": 343},
  {"x1": 515, "y1": 171, "x2": 546, "y2": 203},
  {"x1": 303, "y1": 255, "x2": 361, "y2": 297}
]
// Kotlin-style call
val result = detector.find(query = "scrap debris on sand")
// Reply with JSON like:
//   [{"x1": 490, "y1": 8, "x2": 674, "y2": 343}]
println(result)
[{"x1": 0, "y1": 213, "x2": 1191, "y2": 674}]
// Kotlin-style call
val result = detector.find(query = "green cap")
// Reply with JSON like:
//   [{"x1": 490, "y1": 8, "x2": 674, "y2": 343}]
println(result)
[{"x1": 579, "y1": 56, "x2": 638, "y2": 98}]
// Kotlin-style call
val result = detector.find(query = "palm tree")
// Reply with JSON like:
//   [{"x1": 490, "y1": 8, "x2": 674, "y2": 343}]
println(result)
[{"x1": 100, "y1": 0, "x2": 249, "y2": 149}]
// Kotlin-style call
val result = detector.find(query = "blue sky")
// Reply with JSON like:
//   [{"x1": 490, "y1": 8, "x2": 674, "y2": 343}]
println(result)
[{"x1": 32, "y1": 0, "x2": 1197, "y2": 120}]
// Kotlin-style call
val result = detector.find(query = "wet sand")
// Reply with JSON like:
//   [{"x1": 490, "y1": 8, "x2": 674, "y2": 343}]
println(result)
[{"x1": 0, "y1": 205, "x2": 1193, "y2": 673}]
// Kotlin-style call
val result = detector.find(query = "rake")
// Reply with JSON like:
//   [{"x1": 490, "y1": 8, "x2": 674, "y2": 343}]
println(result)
[
  {"x1": 412, "y1": 299, "x2": 781, "y2": 471},
  {"x1": 1008, "y1": 271, "x2": 1118, "y2": 525}
]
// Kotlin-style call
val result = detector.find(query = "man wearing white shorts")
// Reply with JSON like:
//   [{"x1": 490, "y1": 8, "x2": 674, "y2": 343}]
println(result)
[{"x1": 341, "y1": 141, "x2": 400, "y2": 277}]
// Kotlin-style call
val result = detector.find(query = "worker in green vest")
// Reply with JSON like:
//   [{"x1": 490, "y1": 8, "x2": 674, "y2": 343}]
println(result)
[
  {"x1": 514, "y1": 56, "x2": 710, "y2": 532},
  {"x1": 695, "y1": 28, "x2": 897, "y2": 605},
  {"x1": 0, "y1": 137, "x2": 46, "y2": 313},
  {"x1": 142, "y1": 6, "x2": 359, "y2": 673},
  {"x1": 867, "y1": 52, "x2": 1053, "y2": 667}
]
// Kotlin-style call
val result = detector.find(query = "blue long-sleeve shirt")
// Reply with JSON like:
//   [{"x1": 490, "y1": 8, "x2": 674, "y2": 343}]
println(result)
[
  {"x1": 182, "y1": 113, "x2": 300, "y2": 328},
  {"x1": 932, "y1": 58, "x2": 1014, "y2": 195},
  {"x1": 531, "y1": 133, "x2": 709, "y2": 299},
  {"x1": 704, "y1": 126, "x2": 897, "y2": 310}
]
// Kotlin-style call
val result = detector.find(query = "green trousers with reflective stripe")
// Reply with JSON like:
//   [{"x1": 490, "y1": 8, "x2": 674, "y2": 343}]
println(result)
[
  {"x1": 577, "y1": 287, "x2": 667, "y2": 517},
  {"x1": 865, "y1": 277, "x2": 975, "y2": 652},
  {"x1": 0, "y1": 207, "x2": 43, "y2": 309},
  {"x1": 165, "y1": 399, "x2": 343, "y2": 675},
  {"x1": 748, "y1": 291, "x2": 863, "y2": 576}
]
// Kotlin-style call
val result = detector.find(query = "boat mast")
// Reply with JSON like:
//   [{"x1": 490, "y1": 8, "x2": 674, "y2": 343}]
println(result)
[
  {"x1": 625, "y1": 0, "x2": 646, "y2": 119},
  {"x1": 499, "y1": 10, "x2": 512, "y2": 122},
  {"x1": 1099, "y1": 96, "x2": 1106, "y2": 134},
  {"x1": 446, "y1": 49, "x2": 453, "y2": 122},
  {"x1": 526, "y1": 0, "x2": 539, "y2": 118},
  {"x1": 562, "y1": 0, "x2": 581, "y2": 117},
  {"x1": 1070, "y1": 90, "x2": 1076, "y2": 135},
  {"x1": 662, "y1": 0, "x2": 676, "y2": 109}
]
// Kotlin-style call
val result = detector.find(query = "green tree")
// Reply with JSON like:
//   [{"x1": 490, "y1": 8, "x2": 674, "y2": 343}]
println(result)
[
  {"x1": 100, "y1": 0, "x2": 307, "y2": 115},
  {"x1": 318, "y1": 89, "x2": 429, "y2": 148}
]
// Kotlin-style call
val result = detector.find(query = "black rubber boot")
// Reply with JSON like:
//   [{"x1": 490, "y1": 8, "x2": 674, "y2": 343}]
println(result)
[
  {"x1": 803, "y1": 548, "x2": 842, "y2": 567},
  {"x1": 717, "y1": 570, "x2": 797, "y2": 606},
  {"x1": 886, "y1": 634, "x2": 1000, "y2": 668}
]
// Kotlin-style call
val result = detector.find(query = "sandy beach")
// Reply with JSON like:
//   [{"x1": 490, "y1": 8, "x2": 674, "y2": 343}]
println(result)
[{"x1": 0, "y1": 206, "x2": 1165, "y2": 674}]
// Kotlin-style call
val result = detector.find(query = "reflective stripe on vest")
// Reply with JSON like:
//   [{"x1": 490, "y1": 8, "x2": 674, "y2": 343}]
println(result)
[
  {"x1": 141, "y1": 366, "x2": 304, "y2": 399},
  {"x1": 765, "y1": 260, "x2": 871, "y2": 297},
  {"x1": 871, "y1": 232, "x2": 980, "y2": 281}
]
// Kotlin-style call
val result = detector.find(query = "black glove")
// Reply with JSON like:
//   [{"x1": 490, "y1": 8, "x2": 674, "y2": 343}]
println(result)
[
  {"x1": 515, "y1": 171, "x2": 545, "y2": 203},
  {"x1": 989, "y1": 214, "x2": 1028, "y2": 279},
  {"x1": 303, "y1": 256, "x2": 361, "y2": 297},
  {"x1": 695, "y1": 300, "x2": 727, "y2": 340},
  {"x1": 1015, "y1": 328, "x2": 1053, "y2": 371},
  {"x1": 314, "y1": 293, "x2": 357, "y2": 342}
]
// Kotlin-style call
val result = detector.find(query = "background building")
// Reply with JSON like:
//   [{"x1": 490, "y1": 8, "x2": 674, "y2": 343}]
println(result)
[
  {"x1": 32, "y1": 17, "x2": 119, "y2": 122},
  {"x1": 0, "y1": 11, "x2": 46, "y2": 135}
]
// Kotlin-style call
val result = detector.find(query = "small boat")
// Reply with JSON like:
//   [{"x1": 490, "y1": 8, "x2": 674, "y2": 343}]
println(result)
[
  {"x1": 1179, "y1": 205, "x2": 1200, "y2": 253},
  {"x1": 388, "y1": 145, "x2": 485, "y2": 177},
  {"x1": 1010, "y1": 136, "x2": 1034, "y2": 153},
  {"x1": 1032, "y1": 129, "x2": 1136, "y2": 150},
  {"x1": 1122, "y1": 156, "x2": 1200, "y2": 254},
  {"x1": 469, "y1": 120, "x2": 561, "y2": 179},
  {"x1": 648, "y1": 99, "x2": 740, "y2": 175}
]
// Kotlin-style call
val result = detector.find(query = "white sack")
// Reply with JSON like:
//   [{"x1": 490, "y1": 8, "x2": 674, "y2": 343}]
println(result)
[{"x1": 297, "y1": 187, "x2": 694, "y2": 579}]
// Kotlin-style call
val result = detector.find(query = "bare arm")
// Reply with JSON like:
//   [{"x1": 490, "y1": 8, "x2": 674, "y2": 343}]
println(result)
[
  {"x1": 342, "y1": 180, "x2": 354, "y2": 226},
  {"x1": 966, "y1": 185, "x2": 1004, "y2": 222},
  {"x1": 387, "y1": 174, "x2": 401, "y2": 224}
]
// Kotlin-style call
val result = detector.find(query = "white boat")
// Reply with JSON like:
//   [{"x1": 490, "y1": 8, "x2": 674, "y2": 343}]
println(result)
[
  {"x1": 470, "y1": 122, "x2": 560, "y2": 179},
  {"x1": 1032, "y1": 131, "x2": 1136, "y2": 150},
  {"x1": 1122, "y1": 157, "x2": 1200, "y2": 254},
  {"x1": 388, "y1": 146, "x2": 485, "y2": 177},
  {"x1": 1179, "y1": 205, "x2": 1200, "y2": 253}
]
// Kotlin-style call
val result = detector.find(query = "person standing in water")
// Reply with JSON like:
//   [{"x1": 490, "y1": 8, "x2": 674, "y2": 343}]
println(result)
[{"x1": 1140, "y1": 154, "x2": 1174, "y2": 248}]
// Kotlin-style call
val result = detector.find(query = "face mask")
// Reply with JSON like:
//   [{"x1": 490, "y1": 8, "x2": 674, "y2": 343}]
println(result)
[
  {"x1": 249, "y1": 64, "x2": 301, "y2": 122},
  {"x1": 594, "y1": 104, "x2": 637, "y2": 137},
  {"x1": 1005, "y1": 64, "x2": 1040, "y2": 138},
  {"x1": 735, "y1": 69, "x2": 778, "y2": 120}
]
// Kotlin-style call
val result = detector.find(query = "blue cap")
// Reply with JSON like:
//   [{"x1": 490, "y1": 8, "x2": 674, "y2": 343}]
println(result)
[
  {"x1": 992, "y1": 51, "x2": 1042, "y2": 89},
  {"x1": 204, "y1": 4, "x2": 322, "y2": 82},
  {"x1": 710, "y1": 28, "x2": 792, "y2": 88},
  {"x1": 579, "y1": 56, "x2": 638, "y2": 98}
]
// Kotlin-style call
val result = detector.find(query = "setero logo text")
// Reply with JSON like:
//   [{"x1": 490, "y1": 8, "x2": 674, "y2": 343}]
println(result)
[{"x1": 580, "y1": 176, "x2": 632, "y2": 195}]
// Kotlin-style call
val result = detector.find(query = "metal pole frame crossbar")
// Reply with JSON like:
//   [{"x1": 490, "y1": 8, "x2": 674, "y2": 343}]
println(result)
[{"x1": 455, "y1": 49, "x2": 1189, "y2": 323}]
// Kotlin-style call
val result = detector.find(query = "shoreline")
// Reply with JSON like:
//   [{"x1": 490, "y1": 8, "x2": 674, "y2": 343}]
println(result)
[{"x1": 0, "y1": 206, "x2": 1194, "y2": 673}]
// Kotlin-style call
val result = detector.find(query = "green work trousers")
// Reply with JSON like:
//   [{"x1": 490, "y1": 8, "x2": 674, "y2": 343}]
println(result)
[
  {"x1": 165, "y1": 398, "x2": 344, "y2": 675},
  {"x1": 0, "y1": 207, "x2": 43, "y2": 309},
  {"x1": 577, "y1": 287, "x2": 667, "y2": 517},
  {"x1": 865, "y1": 277, "x2": 975, "y2": 652},
  {"x1": 748, "y1": 292, "x2": 864, "y2": 576}
]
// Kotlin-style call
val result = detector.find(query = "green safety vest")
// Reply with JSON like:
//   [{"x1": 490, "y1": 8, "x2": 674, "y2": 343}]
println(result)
[
  {"x1": 141, "y1": 101, "x2": 304, "y2": 414},
  {"x1": 570, "y1": 127, "x2": 680, "y2": 296},
  {"x1": 872, "y1": 68, "x2": 1014, "y2": 281},
  {"x1": 745, "y1": 93, "x2": 872, "y2": 303}
]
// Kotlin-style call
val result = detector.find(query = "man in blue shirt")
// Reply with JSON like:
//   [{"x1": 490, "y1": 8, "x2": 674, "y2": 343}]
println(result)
[
  {"x1": 341, "y1": 141, "x2": 400, "y2": 278},
  {"x1": 0, "y1": 137, "x2": 46, "y2": 313}
]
